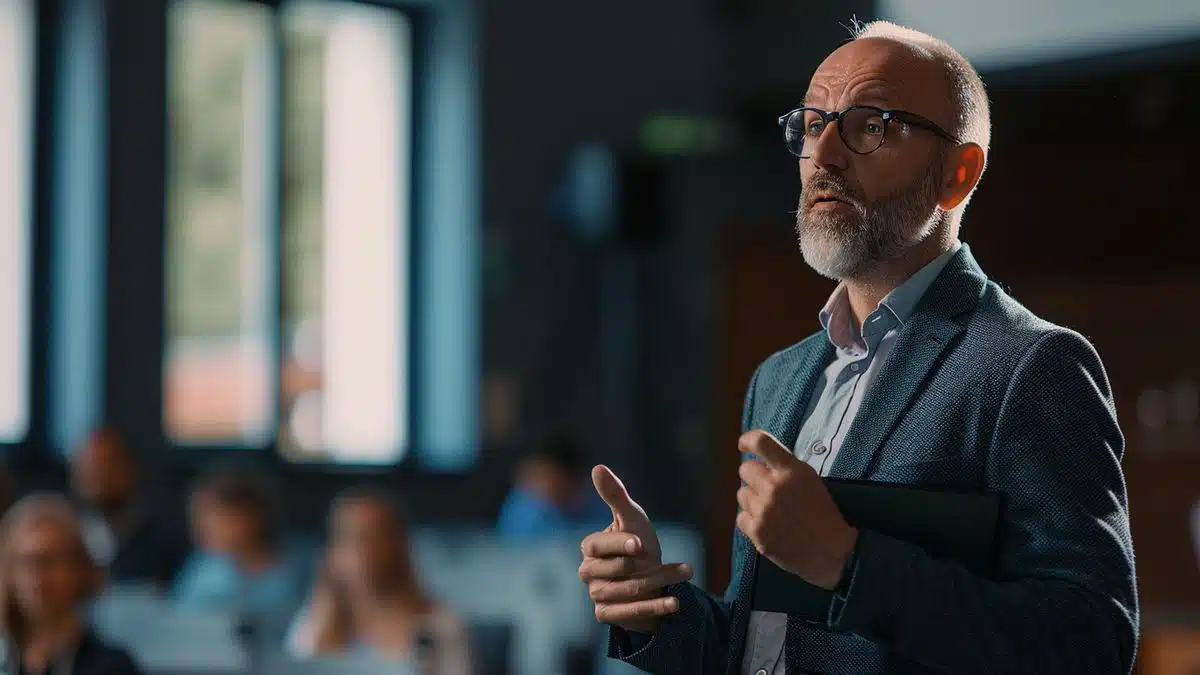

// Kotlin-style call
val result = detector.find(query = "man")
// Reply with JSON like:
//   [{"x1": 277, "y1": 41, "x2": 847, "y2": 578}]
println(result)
[
  {"x1": 71, "y1": 428, "x2": 189, "y2": 586},
  {"x1": 496, "y1": 434, "x2": 610, "y2": 539},
  {"x1": 579, "y1": 21, "x2": 1138, "y2": 675}
]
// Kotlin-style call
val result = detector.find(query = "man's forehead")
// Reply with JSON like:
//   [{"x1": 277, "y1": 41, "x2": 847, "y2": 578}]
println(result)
[{"x1": 804, "y1": 38, "x2": 944, "y2": 111}]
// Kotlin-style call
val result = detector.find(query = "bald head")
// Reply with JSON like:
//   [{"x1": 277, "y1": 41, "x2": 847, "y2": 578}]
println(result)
[
  {"x1": 792, "y1": 22, "x2": 988, "y2": 283},
  {"x1": 71, "y1": 429, "x2": 137, "y2": 517},
  {"x1": 850, "y1": 21, "x2": 990, "y2": 158}
]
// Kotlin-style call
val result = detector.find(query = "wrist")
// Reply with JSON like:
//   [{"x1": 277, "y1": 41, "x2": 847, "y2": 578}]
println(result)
[{"x1": 819, "y1": 526, "x2": 860, "y2": 590}]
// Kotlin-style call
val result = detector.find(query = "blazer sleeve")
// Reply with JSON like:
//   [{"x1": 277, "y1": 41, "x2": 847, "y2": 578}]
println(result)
[
  {"x1": 605, "y1": 363, "x2": 765, "y2": 674},
  {"x1": 828, "y1": 330, "x2": 1139, "y2": 674}
]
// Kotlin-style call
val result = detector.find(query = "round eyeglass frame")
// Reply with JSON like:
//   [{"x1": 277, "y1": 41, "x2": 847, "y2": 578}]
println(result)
[{"x1": 778, "y1": 106, "x2": 962, "y2": 158}]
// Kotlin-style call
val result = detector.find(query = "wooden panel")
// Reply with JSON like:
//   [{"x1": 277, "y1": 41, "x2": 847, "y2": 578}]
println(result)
[
  {"x1": 1018, "y1": 279, "x2": 1200, "y2": 610},
  {"x1": 1140, "y1": 624, "x2": 1200, "y2": 675},
  {"x1": 713, "y1": 225, "x2": 834, "y2": 592}
]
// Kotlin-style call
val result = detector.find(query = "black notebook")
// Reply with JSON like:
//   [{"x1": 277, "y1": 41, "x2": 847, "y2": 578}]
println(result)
[{"x1": 751, "y1": 478, "x2": 1002, "y2": 617}]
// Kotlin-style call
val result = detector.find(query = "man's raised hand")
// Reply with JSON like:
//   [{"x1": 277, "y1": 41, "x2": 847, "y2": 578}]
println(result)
[{"x1": 578, "y1": 465, "x2": 693, "y2": 634}]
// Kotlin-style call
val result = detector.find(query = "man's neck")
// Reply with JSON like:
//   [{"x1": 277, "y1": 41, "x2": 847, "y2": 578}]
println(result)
[
  {"x1": 351, "y1": 577, "x2": 430, "y2": 621},
  {"x1": 231, "y1": 543, "x2": 278, "y2": 575},
  {"x1": 843, "y1": 231, "x2": 956, "y2": 328},
  {"x1": 22, "y1": 614, "x2": 83, "y2": 669},
  {"x1": 97, "y1": 495, "x2": 134, "y2": 525}
]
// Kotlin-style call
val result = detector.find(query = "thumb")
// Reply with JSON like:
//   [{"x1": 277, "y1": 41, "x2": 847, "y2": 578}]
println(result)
[{"x1": 591, "y1": 465, "x2": 645, "y2": 531}]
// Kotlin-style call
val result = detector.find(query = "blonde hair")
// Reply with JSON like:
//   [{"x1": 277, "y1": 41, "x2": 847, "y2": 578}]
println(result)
[
  {"x1": 0, "y1": 493, "x2": 103, "y2": 644},
  {"x1": 307, "y1": 489, "x2": 424, "y2": 654}
]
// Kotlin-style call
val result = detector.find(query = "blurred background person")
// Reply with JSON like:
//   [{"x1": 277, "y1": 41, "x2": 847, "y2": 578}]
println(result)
[
  {"x1": 69, "y1": 428, "x2": 188, "y2": 587},
  {"x1": 0, "y1": 462, "x2": 16, "y2": 518},
  {"x1": 0, "y1": 493, "x2": 141, "y2": 675},
  {"x1": 287, "y1": 488, "x2": 472, "y2": 673},
  {"x1": 1193, "y1": 500, "x2": 1200, "y2": 571},
  {"x1": 172, "y1": 467, "x2": 311, "y2": 620},
  {"x1": 496, "y1": 434, "x2": 610, "y2": 539}
]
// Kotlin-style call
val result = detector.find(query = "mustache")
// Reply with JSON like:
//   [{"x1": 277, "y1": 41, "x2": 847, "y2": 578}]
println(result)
[{"x1": 802, "y1": 172, "x2": 863, "y2": 207}]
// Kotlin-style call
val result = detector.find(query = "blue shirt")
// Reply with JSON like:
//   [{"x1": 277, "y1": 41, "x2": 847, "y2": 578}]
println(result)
[
  {"x1": 496, "y1": 487, "x2": 611, "y2": 539},
  {"x1": 171, "y1": 541, "x2": 313, "y2": 617}
]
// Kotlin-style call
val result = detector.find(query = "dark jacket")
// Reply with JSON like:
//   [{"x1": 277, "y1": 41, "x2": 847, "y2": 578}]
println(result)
[
  {"x1": 107, "y1": 518, "x2": 189, "y2": 586},
  {"x1": 8, "y1": 631, "x2": 142, "y2": 675},
  {"x1": 608, "y1": 244, "x2": 1139, "y2": 674}
]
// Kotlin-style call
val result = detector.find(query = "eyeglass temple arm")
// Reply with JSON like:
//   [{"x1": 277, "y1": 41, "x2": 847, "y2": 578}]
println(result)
[{"x1": 890, "y1": 111, "x2": 962, "y2": 144}]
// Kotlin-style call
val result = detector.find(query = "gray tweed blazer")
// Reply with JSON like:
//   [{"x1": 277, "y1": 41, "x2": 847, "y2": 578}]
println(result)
[{"x1": 608, "y1": 244, "x2": 1138, "y2": 674}]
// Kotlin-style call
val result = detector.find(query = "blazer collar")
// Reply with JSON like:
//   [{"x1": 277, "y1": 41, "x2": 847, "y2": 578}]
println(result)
[{"x1": 826, "y1": 243, "x2": 988, "y2": 479}]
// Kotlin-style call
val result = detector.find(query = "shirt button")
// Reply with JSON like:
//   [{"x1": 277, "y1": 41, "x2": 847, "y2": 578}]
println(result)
[
  {"x1": 850, "y1": 362, "x2": 860, "y2": 372},
  {"x1": 811, "y1": 440, "x2": 828, "y2": 456},
  {"x1": 756, "y1": 670, "x2": 769, "y2": 675}
]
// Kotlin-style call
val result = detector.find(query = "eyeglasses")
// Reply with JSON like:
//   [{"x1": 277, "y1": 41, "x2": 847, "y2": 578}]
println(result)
[{"x1": 778, "y1": 106, "x2": 961, "y2": 158}]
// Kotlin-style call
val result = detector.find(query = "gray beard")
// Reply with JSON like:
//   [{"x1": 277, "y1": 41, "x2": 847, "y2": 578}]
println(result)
[{"x1": 796, "y1": 159, "x2": 946, "y2": 281}]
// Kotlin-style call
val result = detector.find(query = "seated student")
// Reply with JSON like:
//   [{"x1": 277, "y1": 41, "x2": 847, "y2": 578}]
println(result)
[
  {"x1": 287, "y1": 488, "x2": 472, "y2": 673},
  {"x1": 496, "y1": 434, "x2": 610, "y2": 539},
  {"x1": 70, "y1": 428, "x2": 189, "y2": 588},
  {"x1": 0, "y1": 461, "x2": 15, "y2": 517},
  {"x1": 171, "y1": 468, "x2": 310, "y2": 618},
  {"x1": 0, "y1": 493, "x2": 141, "y2": 675}
]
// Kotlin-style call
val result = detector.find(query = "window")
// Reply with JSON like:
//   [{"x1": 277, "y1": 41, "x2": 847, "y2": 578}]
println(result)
[
  {"x1": 0, "y1": 0, "x2": 34, "y2": 443},
  {"x1": 166, "y1": 0, "x2": 411, "y2": 464},
  {"x1": 279, "y1": 3, "x2": 410, "y2": 463},
  {"x1": 165, "y1": 0, "x2": 275, "y2": 445}
]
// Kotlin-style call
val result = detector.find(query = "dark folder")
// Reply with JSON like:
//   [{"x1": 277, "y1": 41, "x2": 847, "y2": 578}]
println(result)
[{"x1": 751, "y1": 478, "x2": 1002, "y2": 617}]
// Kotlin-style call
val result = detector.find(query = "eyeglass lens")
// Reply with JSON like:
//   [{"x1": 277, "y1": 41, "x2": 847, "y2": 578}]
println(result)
[{"x1": 784, "y1": 108, "x2": 888, "y2": 157}]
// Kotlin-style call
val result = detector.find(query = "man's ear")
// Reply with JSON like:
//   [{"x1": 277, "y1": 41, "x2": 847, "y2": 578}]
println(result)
[{"x1": 939, "y1": 142, "x2": 985, "y2": 211}]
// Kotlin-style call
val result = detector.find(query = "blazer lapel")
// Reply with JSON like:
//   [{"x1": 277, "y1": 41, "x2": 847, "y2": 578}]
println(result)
[
  {"x1": 828, "y1": 245, "x2": 988, "y2": 480},
  {"x1": 761, "y1": 338, "x2": 836, "y2": 448},
  {"x1": 726, "y1": 335, "x2": 833, "y2": 675}
]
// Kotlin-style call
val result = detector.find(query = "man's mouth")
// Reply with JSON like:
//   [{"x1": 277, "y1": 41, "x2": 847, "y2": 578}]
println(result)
[{"x1": 809, "y1": 192, "x2": 853, "y2": 208}]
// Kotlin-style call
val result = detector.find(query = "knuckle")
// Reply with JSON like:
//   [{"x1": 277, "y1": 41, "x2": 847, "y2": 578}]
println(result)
[
  {"x1": 628, "y1": 577, "x2": 648, "y2": 598},
  {"x1": 749, "y1": 430, "x2": 771, "y2": 450},
  {"x1": 594, "y1": 605, "x2": 607, "y2": 622},
  {"x1": 758, "y1": 493, "x2": 774, "y2": 514},
  {"x1": 748, "y1": 521, "x2": 764, "y2": 543}
]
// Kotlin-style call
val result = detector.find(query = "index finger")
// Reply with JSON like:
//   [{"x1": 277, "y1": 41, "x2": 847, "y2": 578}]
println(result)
[
  {"x1": 738, "y1": 429, "x2": 794, "y2": 468},
  {"x1": 582, "y1": 530, "x2": 644, "y2": 559}
]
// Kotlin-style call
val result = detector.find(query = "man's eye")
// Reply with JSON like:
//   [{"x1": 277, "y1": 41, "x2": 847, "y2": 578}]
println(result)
[
  {"x1": 863, "y1": 119, "x2": 885, "y2": 135},
  {"x1": 806, "y1": 121, "x2": 825, "y2": 136}
]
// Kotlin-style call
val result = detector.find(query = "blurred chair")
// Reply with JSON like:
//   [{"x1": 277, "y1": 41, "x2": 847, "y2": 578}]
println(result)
[
  {"x1": 413, "y1": 529, "x2": 580, "y2": 674},
  {"x1": 90, "y1": 583, "x2": 169, "y2": 644},
  {"x1": 261, "y1": 656, "x2": 412, "y2": 675},
  {"x1": 467, "y1": 620, "x2": 513, "y2": 675},
  {"x1": 91, "y1": 591, "x2": 248, "y2": 675},
  {"x1": 411, "y1": 524, "x2": 705, "y2": 675}
]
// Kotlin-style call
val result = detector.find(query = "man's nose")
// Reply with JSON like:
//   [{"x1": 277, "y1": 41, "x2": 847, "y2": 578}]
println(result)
[{"x1": 806, "y1": 122, "x2": 850, "y2": 172}]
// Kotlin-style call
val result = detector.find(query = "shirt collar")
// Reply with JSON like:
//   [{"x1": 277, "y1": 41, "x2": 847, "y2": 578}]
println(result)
[{"x1": 819, "y1": 241, "x2": 962, "y2": 351}]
